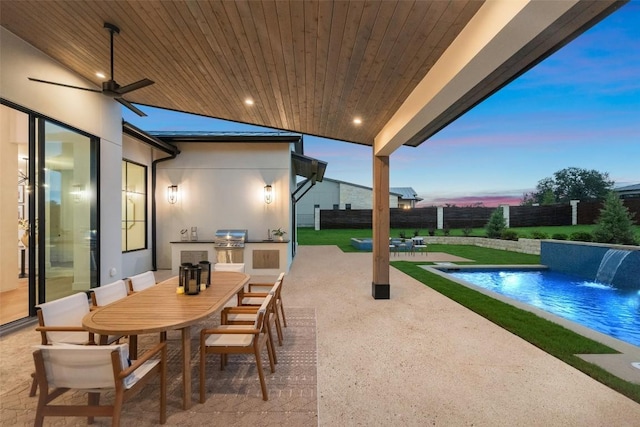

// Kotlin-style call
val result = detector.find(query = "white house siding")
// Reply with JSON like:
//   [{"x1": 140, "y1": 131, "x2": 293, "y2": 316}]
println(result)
[
  {"x1": 296, "y1": 180, "x2": 340, "y2": 226},
  {"x1": 0, "y1": 27, "x2": 123, "y2": 288},
  {"x1": 154, "y1": 142, "x2": 293, "y2": 273},
  {"x1": 296, "y1": 178, "x2": 399, "y2": 227}
]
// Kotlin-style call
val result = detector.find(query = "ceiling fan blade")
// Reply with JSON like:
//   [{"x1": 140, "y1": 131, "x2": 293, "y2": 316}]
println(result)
[
  {"x1": 115, "y1": 98, "x2": 147, "y2": 117},
  {"x1": 28, "y1": 77, "x2": 102, "y2": 93},
  {"x1": 116, "y1": 78, "x2": 154, "y2": 95}
]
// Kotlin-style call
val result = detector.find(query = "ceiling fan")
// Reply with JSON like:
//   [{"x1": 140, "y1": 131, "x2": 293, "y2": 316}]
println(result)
[{"x1": 28, "y1": 22, "x2": 154, "y2": 117}]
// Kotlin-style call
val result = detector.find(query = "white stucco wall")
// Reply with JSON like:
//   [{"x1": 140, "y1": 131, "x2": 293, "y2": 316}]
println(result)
[
  {"x1": 0, "y1": 27, "x2": 124, "y2": 287},
  {"x1": 154, "y1": 142, "x2": 293, "y2": 272}
]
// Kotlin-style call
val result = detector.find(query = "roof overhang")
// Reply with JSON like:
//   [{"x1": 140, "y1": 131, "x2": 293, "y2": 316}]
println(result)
[
  {"x1": 292, "y1": 152, "x2": 327, "y2": 183},
  {"x1": 0, "y1": 0, "x2": 625, "y2": 154}
]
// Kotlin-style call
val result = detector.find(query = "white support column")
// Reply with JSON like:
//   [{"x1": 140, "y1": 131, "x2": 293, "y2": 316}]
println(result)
[
  {"x1": 500, "y1": 204, "x2": 510, "y2": 228},
  {"x1": 437, "y1": 206, "x2": 444, "y2": 230},
  {"x1": 314, "y1": 206, "x2": 321, "y2": 230},
  {"x1": 570, "y1": 200, "x2": 579, "y2": 225}
]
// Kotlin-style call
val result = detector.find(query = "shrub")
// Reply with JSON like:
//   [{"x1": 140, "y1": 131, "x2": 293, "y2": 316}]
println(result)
[
  {"x1": 485, "y1": 208, "x2": 506, "y2": 239},
  {"x1": 530, "y1": 231, "x2": 548, "y2": 239},
  {"x1": 443, "y1": 223, "x2": 451, "y2": 236},
  {"x1": 428, "y1": 227, "x2": 436, "y2": 236},
  {"x1": 501, "y1": 230, "x2": 519, "y2": 241},
  {"x1": 462, "y1": 227, "x2": 473, "y2": 237},
  {"x1": 551, "y1": 233, "x2": 568, "y2": 240},
  {"x1": 593, "y1": 192, "x2": 638, "y2": 245},
  {"x1": 413, "y1": 229, "x2": 420, "y2": 237},
  {"x1": 569, "y1": 231, "x2": 593, "y2": 242},
  {"x1": 399, "y1": 231, "x2": 407, "y2": 239}
]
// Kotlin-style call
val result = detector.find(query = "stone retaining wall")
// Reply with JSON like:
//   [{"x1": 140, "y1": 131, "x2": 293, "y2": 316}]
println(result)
[{"x1": 422, "y1": 236, "x2": 541, "y2": 255}]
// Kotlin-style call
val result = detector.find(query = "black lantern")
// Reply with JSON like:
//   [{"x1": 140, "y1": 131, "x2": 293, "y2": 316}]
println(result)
[
  {"x1": 179, "y1": 263, "x2": 193, "y2": 289},
  {"x1": 199, "y1": 261, "x2": 211, "y2": 287},
  {"x1": 182, "y1": 265, "x2": 201, "y2": 295}
]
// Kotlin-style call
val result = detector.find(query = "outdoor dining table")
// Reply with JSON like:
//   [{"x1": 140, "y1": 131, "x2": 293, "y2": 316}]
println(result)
[{"x1": 82, "y1": 271, "x2": 250, "y2": 410}]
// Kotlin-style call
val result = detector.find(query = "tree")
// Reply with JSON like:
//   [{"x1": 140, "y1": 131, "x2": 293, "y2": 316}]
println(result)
[
  {"x1": 593, "y1": 192, "x2": 638, "y2": 245},
  {"x1": 521, "y1": 167, "x2": 613, "y2": 205},
  {"x1": 485, "y1": 207, "x2": 506, "y2": 239}
]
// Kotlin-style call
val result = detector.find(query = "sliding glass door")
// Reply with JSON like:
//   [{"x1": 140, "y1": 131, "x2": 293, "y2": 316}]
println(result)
[
  {"x1": 0, "y1": 102, "x2": 98, "y2": 325},
  {"x1": 41, "y1": 120, "x2": 98, "y2": 302}
]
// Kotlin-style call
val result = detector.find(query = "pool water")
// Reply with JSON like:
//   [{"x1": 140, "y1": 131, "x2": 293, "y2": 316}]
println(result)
[{"x1": 448, "y1": 270, "x2": 640, "y2": 347}]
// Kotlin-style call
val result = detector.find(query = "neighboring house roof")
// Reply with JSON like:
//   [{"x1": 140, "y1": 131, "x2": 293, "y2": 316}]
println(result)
[
  {"x1": 615, "y1": 183, "x2": 640, "y2": 197},
  {"x1": 312, "y1": 177, "x2": 403, "y2": 197},
  {"x1": 390, "y1": 187, "x2": 423, "y2": 201},
  {"x1": 615, "y1": 183, "x2": 640, "y2": 192}
]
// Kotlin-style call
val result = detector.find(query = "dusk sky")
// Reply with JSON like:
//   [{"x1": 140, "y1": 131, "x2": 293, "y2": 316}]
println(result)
[{"x1": 124, "y1": 2, "x2": 639, "y2": 207}]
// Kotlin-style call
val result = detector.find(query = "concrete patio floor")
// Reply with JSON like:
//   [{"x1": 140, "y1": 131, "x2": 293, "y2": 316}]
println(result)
[
  {"x1": 285, "y1": 245, "x2": 640, "y2": 426},
  {"x1": 1, "y1": 244, "x2": 640, "y2": 426}
]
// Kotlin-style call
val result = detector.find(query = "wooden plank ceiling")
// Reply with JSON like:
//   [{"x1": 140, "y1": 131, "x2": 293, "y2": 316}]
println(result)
[{"x1": 0, "y1": 0, "x2": 623, "y2": 147}]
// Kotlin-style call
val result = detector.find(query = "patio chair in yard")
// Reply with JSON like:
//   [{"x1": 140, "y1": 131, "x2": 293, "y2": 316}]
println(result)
[
  {"x1": 32, "y1": 341, "x2": 166, "y2": 427},
  {"x1": 412, "y1": 237, "x2": 428, "y2": 255},
  {"x1": 200, "y1": 294, "x2": 275, "y2": 402}
]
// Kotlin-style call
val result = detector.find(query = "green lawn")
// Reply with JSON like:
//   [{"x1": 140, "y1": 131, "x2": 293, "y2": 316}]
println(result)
[
  {"x1": 297, "y1": 225, "x2": 640, "y2": 249},
  {"x1": 297, "y1": 227, "x2": 640, "y2": 404}
]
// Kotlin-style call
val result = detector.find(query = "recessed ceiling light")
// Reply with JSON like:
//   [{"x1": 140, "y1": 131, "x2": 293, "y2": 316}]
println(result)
[
  {"x1": 353, "y1": 118, "x2": 362, "y2": 125},
  {"x1": 245, "y1": 98, "x2": 254, "y2": 106},
  {"x1": 96, "y1": 72, "x2": 106, "y2": 79}
]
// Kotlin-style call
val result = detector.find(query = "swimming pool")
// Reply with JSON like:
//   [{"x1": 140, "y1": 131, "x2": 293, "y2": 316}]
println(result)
[{"x1": 445, "y1": 269, "x2": 640, "y2": 347}]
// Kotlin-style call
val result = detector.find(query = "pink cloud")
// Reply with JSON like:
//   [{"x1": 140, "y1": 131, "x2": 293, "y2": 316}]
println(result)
[{"x1": 418, "y1": 195, "x2": 523, "y2": 208}]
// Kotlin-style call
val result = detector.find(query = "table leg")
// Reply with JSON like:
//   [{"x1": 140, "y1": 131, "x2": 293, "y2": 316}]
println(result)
[
  {"x1": 181, "y1": 326, "x2": 192, "y2": 409},
  {"x1": 129, "y1": 335, "x2": 138, "y2": 360}
]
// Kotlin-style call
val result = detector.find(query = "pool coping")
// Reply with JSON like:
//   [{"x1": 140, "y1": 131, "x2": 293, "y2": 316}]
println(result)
[{"x1": 423, "y1": 264, "x2": 640, "y2": 385}]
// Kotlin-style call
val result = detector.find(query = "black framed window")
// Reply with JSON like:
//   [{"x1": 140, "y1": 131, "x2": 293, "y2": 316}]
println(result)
[{"x1": 122, "y1": 160, "x2": 147, "y2": 252}]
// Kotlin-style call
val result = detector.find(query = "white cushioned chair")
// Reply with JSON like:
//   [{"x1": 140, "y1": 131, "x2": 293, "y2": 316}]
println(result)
[
  {"x1": 30, "y1": 292, "x2": 123, "y2": 397},
  {"x1": 128, "y1": 271, "x2": 156, "y2": 293},
  {"x1": 213, "y1": 263, "x2": 245, "y2": 272},
  {"x1": 91, "y1": 279, "x2": 129, "y2": 307},
  {"x1": 32, "y1": 342, "x2": 166, "y2": 427}
]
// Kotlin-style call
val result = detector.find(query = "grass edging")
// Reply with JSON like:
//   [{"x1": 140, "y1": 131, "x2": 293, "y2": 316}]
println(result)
[{"x1": 391, "y1": 261, "x2": 640, "y2": 404}]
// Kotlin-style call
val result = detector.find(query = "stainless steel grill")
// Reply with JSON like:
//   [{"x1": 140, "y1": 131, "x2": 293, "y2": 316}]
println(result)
[
  {"x1": 214, "y1": 229, "x2": 247, "y2": 263},
  {"x1": 213, "y1": 229, "x2": 247, "y2": 248}
]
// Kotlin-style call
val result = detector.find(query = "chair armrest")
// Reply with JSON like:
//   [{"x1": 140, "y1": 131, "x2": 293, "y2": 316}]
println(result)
[
  {"x1": 242, "y1": 292, "x2": 268, "y2": 298},
  {"x1": 223, "y1": 306, "x2": 259, "y2": 314},
  {"x1": 201, "y1": 328, "x2": 259, "y2": 335},
  {"x1": 36, "y1": 326, "x2": 88, "y2": 332},
  {"x1": 247, "y1": 282, "x2": 272, "y2": 290},
  {"x1": 118, "y1": 341, "x2": 166, "y2": 379}
]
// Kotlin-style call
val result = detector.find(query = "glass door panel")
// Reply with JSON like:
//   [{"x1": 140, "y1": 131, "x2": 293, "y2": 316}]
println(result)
[
  {"x1": 42, "y1": 121, "x2": 96, "y2": 302},
  {"x1": 0, "y1": 105, "x2": 31, "y2": 324}
]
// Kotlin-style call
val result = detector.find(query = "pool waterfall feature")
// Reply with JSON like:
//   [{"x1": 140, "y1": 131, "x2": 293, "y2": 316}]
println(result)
[{"x1": 540, "y1": 241, "x2": 640, "y2": 290}]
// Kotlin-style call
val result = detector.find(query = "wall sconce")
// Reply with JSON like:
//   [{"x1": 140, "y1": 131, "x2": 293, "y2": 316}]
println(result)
[
  {"x1": 167, "y1": 185, "x2": 178, "y2": 204},
  {"x1": 264, "y1": 184, "x2": 273, "y2": 204}
]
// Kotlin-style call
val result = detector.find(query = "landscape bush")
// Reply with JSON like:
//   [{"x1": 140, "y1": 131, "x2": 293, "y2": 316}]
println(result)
[
  {"x1": 551, "y1": 233, "x2": 568, "y2": 240},
  {"x1": 593, "y1": 191, "x2": 638, "y2": 245},
  {"x1": 462, "y1": 227, "x2": 473, "y2": 237},
  {"x1": 569, "y1": 231, "x2": 593, "y2": 242},
  {"x1": 485, "y1": 208, "x2": 506, "y2": 239},
  {"x1": 530, "y1": 231, "x2": 548, "y2": 239},
  {"x1": 501, "y1": 230, "x2": 519, "y2": 241}
]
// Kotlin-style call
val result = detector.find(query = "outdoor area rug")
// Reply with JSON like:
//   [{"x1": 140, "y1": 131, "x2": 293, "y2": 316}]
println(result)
[{"x1": 0, "y1": 307, "x2": 318, "y2": 426}]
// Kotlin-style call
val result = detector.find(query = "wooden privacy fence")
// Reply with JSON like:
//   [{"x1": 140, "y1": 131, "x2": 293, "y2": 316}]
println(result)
[{"x1": 318, "y1": 199, "x2": 640, "y2": 230}]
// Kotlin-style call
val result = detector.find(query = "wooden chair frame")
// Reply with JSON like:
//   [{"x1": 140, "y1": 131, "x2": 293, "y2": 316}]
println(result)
[
  {"x1": 32, "y1": 342, "x2": 167, "y2": 427},
  {"x1": 200, "y1": 295, "x2": 275, "y2": 403}
]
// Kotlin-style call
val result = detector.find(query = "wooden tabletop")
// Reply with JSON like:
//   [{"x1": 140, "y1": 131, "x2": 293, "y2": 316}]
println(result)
[{"x1": 83, "y1": 272, "x2": 249, "y2": 335}]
